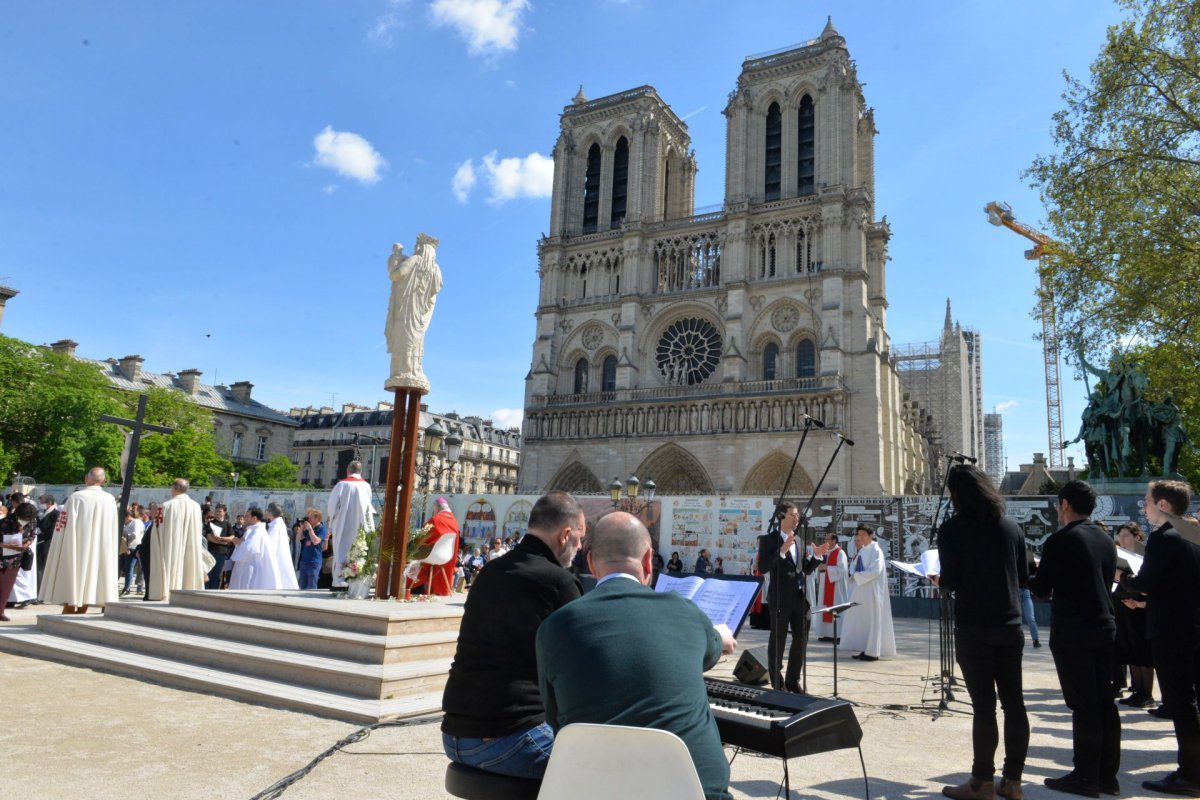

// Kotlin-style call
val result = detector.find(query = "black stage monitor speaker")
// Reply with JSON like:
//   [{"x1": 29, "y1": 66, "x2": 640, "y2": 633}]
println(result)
[{"x1": 733, "y1": 646, "x2": 770, "y2": 685}]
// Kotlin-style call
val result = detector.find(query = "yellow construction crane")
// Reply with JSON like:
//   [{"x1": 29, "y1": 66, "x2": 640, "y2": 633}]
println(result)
[{"x1": 985, "y1": 200, "x2": 1065, "y2": 468}]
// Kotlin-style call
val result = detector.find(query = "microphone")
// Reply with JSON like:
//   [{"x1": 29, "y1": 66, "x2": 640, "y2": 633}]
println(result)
[
  {"x1": 830, "y1": 431, "x2": 855, "y2": 446},
  {"x1": 948, "y1": 451, "x2": 977, "y2": 464},
  {"x1": 800, "y1": 413, "x2": 825, "y2": 429}
]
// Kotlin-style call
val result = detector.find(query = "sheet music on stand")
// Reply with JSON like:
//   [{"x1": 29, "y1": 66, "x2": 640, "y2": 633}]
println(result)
[{"x1": 888, "y1": 548, "x2": 940, "y2": 578}]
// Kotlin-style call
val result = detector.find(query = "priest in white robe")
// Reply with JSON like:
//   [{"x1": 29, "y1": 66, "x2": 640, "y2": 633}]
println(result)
[
  {"x1": 40, "y1": 467, "x2": 119, "y2": 613},
  {"x1": 228, "y1": 508, "x2": 266, "y2": 590},
  {"x1": 264, "y1": 504, "x2": 299, "y2": 591},
  {"x1": 149, "y1": 478, "x2": 207, "y2": 602},
  {"x1": 228, "y1": 505, "x2": 298, "y2": 590},
  {"x1": 812, "y1": 532, "x2": 850, "y2": 641},
  {"x1": 327, "y1": 461, "x2": 375, "y2": 588},
  {"x1": 839, "y1": 525, "x2": 897, "y2": 660}
]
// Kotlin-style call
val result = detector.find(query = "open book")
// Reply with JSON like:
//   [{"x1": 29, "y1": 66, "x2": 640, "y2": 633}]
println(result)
[
  {"x1": 888, "y1": 548, "x2": 940, "y2": 578},
  {"x1": 653, "y1": 573, "x2": 761, "y2": 635}
]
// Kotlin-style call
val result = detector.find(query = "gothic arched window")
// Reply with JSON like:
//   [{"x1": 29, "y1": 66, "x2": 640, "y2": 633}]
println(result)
[
  {"x1": 579, "y1": 265, "x2": 587, "y2": 299},
  {"x1": 798, "y1": 95, "x2": 815, "y2": 195},
  {"x1": 764, "y1": 102, "x2": 782, "y2": 201},
  {"x1": 602, "y1": 355, "x2": 617, "y2": 392},
  {"x1": 763, "y1": 343, "x2": 779, "y2": 381},
  {"x1": 796, "y1": 339, "x2": 816, "y2": 378},
  {"x1": 582, "y1": 143, "x2": 601, "y2": 233},
  {"x1": 610, "y1": 137, "x2": 629, "y2": 229},
  {"x1": 574, "y1": 358, "x2": 589, "y2": 394}
]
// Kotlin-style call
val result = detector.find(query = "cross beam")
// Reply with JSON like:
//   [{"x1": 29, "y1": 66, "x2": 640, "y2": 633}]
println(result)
[{"x1": 100, "y1": 393, "x2": 174, "y2": 520}]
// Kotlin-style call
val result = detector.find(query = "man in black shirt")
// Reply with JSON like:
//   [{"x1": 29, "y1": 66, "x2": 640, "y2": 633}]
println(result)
[
  {"x1": 441, "y1": 491, "x2": 586, "y2": 779},
  {"x1": 1121, "y1": 480, "x2": 1200, "y2": 798},
  {"x1": 204, "y1": 504, "x2": 236, "y2": 589},
  {"x1": 1029, "y1": 480, "x2": 1119, "y2": 798}
]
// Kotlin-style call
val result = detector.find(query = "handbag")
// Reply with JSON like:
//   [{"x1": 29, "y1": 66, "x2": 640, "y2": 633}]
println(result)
[
  {"x1": 20, "y1": 547, "x2": 34, "y2": 571},
  {"x1": 321, "y1": 531, "x2": 333, "y2": 575}
]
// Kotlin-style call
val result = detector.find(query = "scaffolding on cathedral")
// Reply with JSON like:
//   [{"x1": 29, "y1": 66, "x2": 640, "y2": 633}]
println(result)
[{"x1": 894, "y1": 339, "x2": 950, "y2": 487}]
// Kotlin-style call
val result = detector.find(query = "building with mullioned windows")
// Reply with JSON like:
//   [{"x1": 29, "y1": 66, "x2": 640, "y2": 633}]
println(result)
[{"x1": 519, "y1": 21, "x2": 936, "y2": 497}]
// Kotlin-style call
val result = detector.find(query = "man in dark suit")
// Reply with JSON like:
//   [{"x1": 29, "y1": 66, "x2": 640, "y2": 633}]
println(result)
[
  {"x1": 1028, "y1": 480, "x2": 1119, "y2": 798},
  {"x1": 35, "y1": 494, "x2": 59, "y2": 590},
  {"x1": 536, "y1": 511, "x2": 736, "y2": 800},
  {"x1": 1121, "y1": 479, "x2": 1200, "y2": 798},
  {"x1": 757, "y1": 501, "x2": 826, "y2": 692}
]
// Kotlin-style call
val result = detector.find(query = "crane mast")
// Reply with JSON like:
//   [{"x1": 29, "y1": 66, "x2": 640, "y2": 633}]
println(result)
[{"x1": 984, "y1": 201, "x2": 1065, "y2": 469}]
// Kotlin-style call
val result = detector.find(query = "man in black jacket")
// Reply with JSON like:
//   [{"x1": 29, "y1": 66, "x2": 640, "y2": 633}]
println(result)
[
  {"x1": 1029, "y1": 480, "x2": 1119, "y2": 798},
  {"x1": 440, "y1": 491, "x2": 586, "y2": 779},
  {"x1": 1121, "y1": 480, "x2": 1200, "y2": 798},
  {"x1": 35, "y1": 494, "x2": 59, "y2": 590},
  {"x1": 757, "y1": 501, "x2": 826, "y2": 693}
]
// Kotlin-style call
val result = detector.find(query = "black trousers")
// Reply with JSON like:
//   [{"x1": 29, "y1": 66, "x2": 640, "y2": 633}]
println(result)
[
  {"x1": 768, "y1": 598, "x2": 810, "y2": 690},
  {"x1": 1049, "y1": 635, "x2": 1121, "y2": 785},
  {"x1": 1152, "y1": 636, "x2": 1200, "y2": 782},
  {"x1": 955, "y1": 625, "x2": 1029, "y2": 781}
]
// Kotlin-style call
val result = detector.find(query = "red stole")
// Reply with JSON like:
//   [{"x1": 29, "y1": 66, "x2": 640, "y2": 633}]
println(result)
[{"x1": 822, "y1": 546, "x2": 842, "y2": 622}]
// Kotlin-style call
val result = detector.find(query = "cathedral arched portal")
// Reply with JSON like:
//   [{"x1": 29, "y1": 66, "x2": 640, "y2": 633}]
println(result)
[
  {"x1": 741, "y1": 450, "x2": 815, "y2": 497},
  {"x1": 635, "y1": 443, "x2": 713, "y2": 495},
  {"x1": 546, "y1": 460, "x2": 604, "y2": 495}
]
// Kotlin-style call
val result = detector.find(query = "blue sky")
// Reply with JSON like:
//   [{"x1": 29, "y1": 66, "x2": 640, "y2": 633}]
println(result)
[{"x1": 1, "y1": 0, "x2": 1127, "y2": 474}]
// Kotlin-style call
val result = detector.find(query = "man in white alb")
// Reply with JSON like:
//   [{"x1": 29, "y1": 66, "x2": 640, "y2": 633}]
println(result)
[
  {"x1": 839, "y1": 525, "x2": 897, "y2": 661},
  {"x1": 40, "y1": 467, "x2": 119, "y2": 614},
  {"x1": 150, "y1": 478, "x2": 208, "y2": 601},
  {"x1": 327, "y1": 461, "x2": 375, "y2": 589},
  {"x1": 813, "y1": 531, "x2": 850, "y2": 641}
]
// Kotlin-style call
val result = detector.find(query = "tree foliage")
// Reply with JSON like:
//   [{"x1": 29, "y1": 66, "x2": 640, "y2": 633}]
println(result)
[
  {"x1": 129, "y1": 387, "x2": 232, "y2": 487},
  {"x1": 0, "y1": 334, "x2": 123, "y2": 483},
  {"x1": 239, "y1": 454, "x2": 301, "y2": 489},
  {"x1": 1026, "y1": 0, "x2": 1200, "y2": 483}
]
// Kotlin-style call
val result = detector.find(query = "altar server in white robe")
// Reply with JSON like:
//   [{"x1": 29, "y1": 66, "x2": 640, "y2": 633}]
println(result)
[
  {"x1": 812, "y1": 532, "x2": 850, "y2": 640},
  {"x1": 264, "y1": 503, "x2": 299, "y2": 591},
  {"x1": 327, "y1": 461, "x2": 375, "y2": 589},
  {"x1": 839, "y1": 525, "x2": 897, "y2": 660},
  {"x1": 41, "y1": 467, "x2": 119, "y2": 613},
  {"x1": 228, "y1": 508, "x2": 266, "y2": 590},
  {"x1": 150, "y1": 478, "x2": 208, "y2": 601}
]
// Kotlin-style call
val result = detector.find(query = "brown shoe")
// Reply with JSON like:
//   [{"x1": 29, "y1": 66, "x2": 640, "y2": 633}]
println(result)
[
  {"x1": 997, "y1": 778, "x2": 1023, "y2": 800},
  {"x1": 943, "y1": 778, "x2": 996, "y2": 800}
]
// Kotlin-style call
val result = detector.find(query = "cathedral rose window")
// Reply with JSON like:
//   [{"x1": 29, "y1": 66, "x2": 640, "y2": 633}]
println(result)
[{"x1": 656, "y1": 317, "x2": 722, "y2": 385}]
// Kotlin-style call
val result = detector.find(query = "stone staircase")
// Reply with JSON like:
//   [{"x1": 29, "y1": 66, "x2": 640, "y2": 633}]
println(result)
[{"x1": 0, "y1": 590, "x2": 464, "y2": 724}]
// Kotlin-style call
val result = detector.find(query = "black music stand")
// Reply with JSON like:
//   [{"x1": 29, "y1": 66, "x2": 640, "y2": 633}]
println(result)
[{"x1": 813, "y1": 601, "x2": 857, "y2": 701}]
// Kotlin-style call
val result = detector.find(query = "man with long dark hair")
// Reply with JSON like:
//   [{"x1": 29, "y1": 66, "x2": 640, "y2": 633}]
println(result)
[
  {"x1": 936, "y1": 464, "x2": 1029, "y2": 800},
  {"x1": 1029, "y1": 480, "x2": 1119, "y2": 798}
]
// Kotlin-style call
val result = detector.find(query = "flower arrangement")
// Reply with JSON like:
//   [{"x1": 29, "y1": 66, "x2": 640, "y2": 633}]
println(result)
[{"x1": 339, "y1": 526, "x2": 380, "y2": 583}]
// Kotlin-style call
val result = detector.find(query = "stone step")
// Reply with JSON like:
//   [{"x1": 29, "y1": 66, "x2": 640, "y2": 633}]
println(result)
[
  {"x1": 38, "y1": 615, "x2": 452, "y2": 700},
  {"x1": 0, "y1": 625, "x2": 442, "y2": 724},
  {"x1": 103, "y1": 602, "x2": 458, "y2": 665},
  {"x1": 167, "y1": 590, "x2": 464, "y2": 637}
]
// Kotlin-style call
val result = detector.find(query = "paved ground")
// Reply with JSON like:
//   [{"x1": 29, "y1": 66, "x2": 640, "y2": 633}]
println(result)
[{"x1": 1, "y1": 602, "x2": 1179, "y2": 799}]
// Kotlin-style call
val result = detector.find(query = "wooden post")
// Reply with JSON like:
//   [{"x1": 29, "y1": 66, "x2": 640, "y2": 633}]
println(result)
[
  {"x1": 391, "y1": 389, "x2": 424, "y2": 599},
  {"x1": 374, "y1": 389, "x2": 408, "y2": 599}
]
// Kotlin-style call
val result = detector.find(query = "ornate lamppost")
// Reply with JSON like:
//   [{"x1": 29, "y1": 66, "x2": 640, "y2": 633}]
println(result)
[{"x1": 608, "y1": 474, "x2": 656, "y2": 515}]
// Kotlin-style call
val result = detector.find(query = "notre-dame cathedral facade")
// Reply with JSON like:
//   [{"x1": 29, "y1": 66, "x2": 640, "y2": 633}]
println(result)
[{"x1": 519, "y1": 21, "x2": 930, "y2": 498}]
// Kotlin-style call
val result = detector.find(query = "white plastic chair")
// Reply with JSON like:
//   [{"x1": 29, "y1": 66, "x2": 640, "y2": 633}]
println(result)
[
  {"x1": 537, "y1": 723, "x2": 706, "y2": 800},
  {"x1": 404, "y1": 532, "x2": 459, "y2": 596}
]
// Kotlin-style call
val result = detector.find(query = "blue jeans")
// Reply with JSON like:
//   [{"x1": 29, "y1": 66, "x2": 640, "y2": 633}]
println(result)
[
  {"x1": 298, "y1": 563, "x2": 321, "y2": 590},
  {"x1": 442, "y1": 722, "x2": 554, "y2": 779},
  {"x1": 119, "y1": 553, "x2": 139, "y2": 592},
  {"x1": 1020, "y1": 588, "x2": 1039, "y2": 643},
  {"x1": 206, "y1": 553, "x2": 228, "y2": 590}
]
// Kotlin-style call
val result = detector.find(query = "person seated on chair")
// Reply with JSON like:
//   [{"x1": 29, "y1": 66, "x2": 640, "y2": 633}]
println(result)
[
  {"x1": 536, "y1": 511, "x2": 736, "y2": 800},
  {"x1": 409, "y1": 497, "x2": 460, "y2": 596},
  {"x1": 441, "y1": 491, "x2": 587, "y2": 779}
]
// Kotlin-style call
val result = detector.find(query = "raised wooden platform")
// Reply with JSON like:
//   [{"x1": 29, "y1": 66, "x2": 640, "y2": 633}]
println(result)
[{"x1": 0, "y1": 590, "x2": 464, "y2": 724}]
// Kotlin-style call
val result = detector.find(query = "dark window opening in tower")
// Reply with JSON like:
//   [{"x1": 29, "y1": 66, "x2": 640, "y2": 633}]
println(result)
[
  {"x1": 763, "y1": 342, "x2": 779, "y2": 381},
  {"x1": 768, "y1": 233, "x2": 777, "y2": 277},
  {"x1": 765, "y1": 102, "x2": 782, "y2": 201},
  {"x1": 579, "y1": 265, "x2": 587, "y2": 299},
  {"x1": 610, "y1": 137, "x2": 629, "y2": 229},
  {"x1": 574, "y1": 358, "x2": 589, "y2": 394},
  {"x1": 798, "y1": 95, "x2": 815, "y2": 195},
  {"x1": 795, "y1": 231, "x2": 811, "y2": 273},
  {"x1": 796, "y1": 339, "x2": 816, "y2": 378},
  {"x1": 602, "y1": 355, "x2": 617, "y2": 392},
  {"x1": 663, "y1": 157, "x2": 671, "y2": 218},
  {"x1": 582, "y1": 143, "x2": 601, "y2": 233}
]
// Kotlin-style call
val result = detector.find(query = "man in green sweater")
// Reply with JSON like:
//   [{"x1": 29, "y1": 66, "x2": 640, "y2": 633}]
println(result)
[{"x1": 536, "y1": 511, "x2": 736, "y2": 800}]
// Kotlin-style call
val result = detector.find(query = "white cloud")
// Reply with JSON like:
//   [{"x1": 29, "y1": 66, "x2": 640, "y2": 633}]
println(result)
[
  {"x1": 995, "y1": 400, "x2": 1020, "y2": 414},
  {"x1": 321, "y1": 184, "x2": 338, "y2": 195},
  {"x1": 312, "y1": 126, "x2": 387, "y2": 184},
  {"x1": 368, "y1": 1, "x2": 408, "y2": 46},
  {"x1": 482, "y1": 151, "x2": 553, "y2": 203},
  {"x1": 490, "y1": 408, "x2": 523, "y2": 429},
  {"x1": 451, "y1": 158, "x2": 477, "y2": 202},
  {"x1": 429, "y1": 0, "x2": 529, "y2": 56}
]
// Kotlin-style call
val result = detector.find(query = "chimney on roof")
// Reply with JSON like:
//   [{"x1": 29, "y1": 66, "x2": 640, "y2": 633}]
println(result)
[
  {"x1": 230, "y1": 381, "x2": 253, "y2": 405},
  {"x1": 342, "y1": 403, "x2": 358, "y2": 414},
  {"x1": 50, "y1": 339, "x2": 78, "y2": 357},
  {"x1": 178, "y1": 368, "x2": 202, "y2": 395},
  {"x1": 319, "y1": 406, "x2": 333, "y2": 414},
  {"x1": 376, "y1": 401, "x2": 393, "y2": 411},
  {"x1": 118, "y1": 355, "x2": 144, "y2": 381}
]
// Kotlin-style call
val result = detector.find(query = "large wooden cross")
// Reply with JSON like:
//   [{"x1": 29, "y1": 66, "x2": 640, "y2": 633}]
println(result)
[{"x1": 100, "y1": 393, "x2": 174, "y2": 520}]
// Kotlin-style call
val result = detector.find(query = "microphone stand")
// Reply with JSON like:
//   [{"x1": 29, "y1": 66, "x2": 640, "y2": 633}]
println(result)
[{"x1": 928, "y1": 453, "x2": 961, "y2": 713}]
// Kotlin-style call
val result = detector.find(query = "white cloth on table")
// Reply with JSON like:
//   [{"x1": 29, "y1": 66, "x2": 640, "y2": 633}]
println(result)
[
  {"x1": 838, "y1": 540, "x2": 897, "y2": 658},
  {"x1": 40, "y1": 484, "x2": 119, "y2": 607},
  {"x1": 326, "y1": 475, "x2": 374, "y2": 588},
  {"x1": 150, "y1": 493, "x2": 207, "y2": 602}
]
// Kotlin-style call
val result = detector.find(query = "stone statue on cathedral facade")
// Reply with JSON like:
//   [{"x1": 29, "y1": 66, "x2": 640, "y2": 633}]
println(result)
[{"x1": 385, "y1": 233, "x2": 442, "y2": 393}]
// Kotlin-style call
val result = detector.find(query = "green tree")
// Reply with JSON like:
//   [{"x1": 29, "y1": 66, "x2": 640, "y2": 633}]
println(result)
[
  {"x1": 239, "y1": 454, "x2": 301, "y2": 489},
  {"x1": 131, "y1": 387, "x2": 232, "y2": 486},
  {"x1": 0, "y1": 334, "x2": 123, "y2": 483}
]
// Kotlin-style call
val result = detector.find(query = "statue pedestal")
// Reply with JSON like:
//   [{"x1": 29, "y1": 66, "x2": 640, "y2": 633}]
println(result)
[{"x1": 1091, "y1": 478, "x2": 1151, "y2": 496}]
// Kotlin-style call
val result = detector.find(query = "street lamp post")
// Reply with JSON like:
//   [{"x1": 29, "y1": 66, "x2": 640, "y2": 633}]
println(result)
[
  {"x1": 609, "y1": 474, "x2": 656, "y2": 515},
  {"x1": 230, "y1": 471, "x2": 240, "y2": 489},
  {"x1": 414, "y1": 421, "x2": 464, "y2": 521}
]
